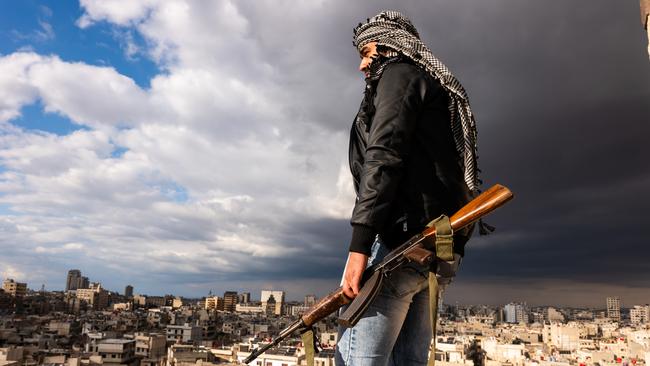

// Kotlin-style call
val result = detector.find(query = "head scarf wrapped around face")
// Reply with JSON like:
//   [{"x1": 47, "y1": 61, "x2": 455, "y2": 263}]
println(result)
[{"x1": 354, "y1": 10, "x2": 481, "y2": 194}]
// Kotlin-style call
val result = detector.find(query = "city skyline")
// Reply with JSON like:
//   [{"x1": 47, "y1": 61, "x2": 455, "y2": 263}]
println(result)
[
  {"x1": 2, "y1": 278, "x2": 649, "y2": 366},
  {"x1": 3, "y1": 270, "x2": 650, "y2": 310},
  {"x1": 0, "y1": 1, "x2": 649, "y2": 307}
]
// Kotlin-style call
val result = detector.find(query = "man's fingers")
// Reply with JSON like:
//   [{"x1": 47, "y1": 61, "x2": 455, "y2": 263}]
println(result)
[
  {"x1": 343, "y1": 274, "x2": 360, "y2": 298},
  {"x1": 342, "y1": 251, "x2": 368, "y2": 299},
  {"x1": 342, "y1": 281, "x2": 355, "y2": 298},
  {"x1": 351, "y1": 281, "x2": 360, "y2": 296}
]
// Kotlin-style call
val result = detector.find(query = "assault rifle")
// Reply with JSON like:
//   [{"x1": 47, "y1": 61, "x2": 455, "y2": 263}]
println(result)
[{"x1": 243, "y1": 184, "x2": 513, "y2": 364}]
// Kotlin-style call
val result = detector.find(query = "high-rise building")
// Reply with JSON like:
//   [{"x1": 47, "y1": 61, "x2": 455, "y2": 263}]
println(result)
[
  {"x1": 125, "y1": 285, "x2": 133, "y2": 298},
  {"x1": 630, "y1": 305, "x2": 650, "y2": 325},
  {"x1": 305, "y1": 294, "x2": 317, "y2": 307},
  {"x1": 76, "y1": 282, "x2": 109, "y2": 310},
  {"x1": 223, "y1": 291, "x2": 238, "y2": 312},
  {"x1": 78, "y1": 276, "x2": 89, "y2": 289},
  {"x1": 205, "y1": 296, "x2": 224, "y2": 311},
  {"x1": 547, "y1": 307, "x2": 565, "y2": 323},
  {"x1": 2, "y1": 279, "x2": 27, "y2": 298},
  {"x1": 606, "y1": 297, "x2": 621, "y2": 321},
  {"x1": 261, "y1": 290, "x2": 285, "y2": 315},
  {"x1": 504, "y1": 303, "x2": 517, "y2": 323},
  {"x1": 503, "y1": 302, "x2": 528, "y2": 323},
  {"x1": 238, "y1": 292, "x2": 251, "y2": 304},
  {"x1": 66, "y1": 270, "x2": 81, "y2": 291},
  {"x1": 265, "y1": 295, "x2": 277, "y2": 316}
]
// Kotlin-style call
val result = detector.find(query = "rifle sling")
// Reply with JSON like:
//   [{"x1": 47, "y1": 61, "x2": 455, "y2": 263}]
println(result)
[
  {"x1": 428, "y1": 273, "x2": 439, "y2": 366},
  {"x1": 428, "y1": 214, "x2": 454, "y2": 262},
  {"x1": 426, "y1": 214, "x2": 454, "y2": 366},
  {"x1": 301, "y1": 327, "x2": 318, "y2": 366}
]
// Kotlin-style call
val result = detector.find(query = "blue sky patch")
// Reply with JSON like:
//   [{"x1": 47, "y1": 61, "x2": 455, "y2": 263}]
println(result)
[
  {"x1": 12, "y1": 101, "x2": 88, "y2": 136},
  {"x1": 111, "y1": 146, "x2": 128, "y2": 158},
  {"x1": 0, "y1": 202, "x2": 21, "y2": 216},
  {"x1": 160, "y1": 181, "x2": 189, "y2": 203},
  {"x1": 0, "y1": 0, "x2": 159, "y2": 89}
]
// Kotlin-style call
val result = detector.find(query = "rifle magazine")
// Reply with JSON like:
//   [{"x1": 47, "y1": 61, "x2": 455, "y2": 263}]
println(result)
[{"x1": 337, "y1": 270, "x2": 384, "y2": 327}]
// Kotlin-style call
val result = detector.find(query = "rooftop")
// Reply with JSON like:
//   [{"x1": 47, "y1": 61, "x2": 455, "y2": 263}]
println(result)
[{"x1": 101, "y1": 339, "x2": 134, "y2": 344}]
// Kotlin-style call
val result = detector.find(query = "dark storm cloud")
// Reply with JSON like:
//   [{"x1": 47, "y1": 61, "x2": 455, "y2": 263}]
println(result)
[
  {"x1": 203, "y1": 217, "x2": 352, "y2": 281},
  {"x1": 231, "y1": 0, "x2": 650, "y2": 304},
  {"x1": 442, "y1": 0, "x2": 650, "y2": 296}
]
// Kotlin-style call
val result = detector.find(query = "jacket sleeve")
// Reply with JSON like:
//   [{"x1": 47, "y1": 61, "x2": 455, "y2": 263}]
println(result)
[{"x1": 349, "y1": 64, "x2": 429, "y2": 255}]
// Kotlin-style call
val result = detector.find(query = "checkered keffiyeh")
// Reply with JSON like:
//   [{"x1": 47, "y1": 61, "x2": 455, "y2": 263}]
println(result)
[{"x1": 354, "y1": 10, "x2": 481, "y2": 194}]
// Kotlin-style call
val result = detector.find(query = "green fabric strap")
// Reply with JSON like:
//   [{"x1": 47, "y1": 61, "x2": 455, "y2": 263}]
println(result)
[
  {"x1": 428, "y1": 272, "x2": 439, "y2": 366},
  {"x1": 301, "y1": 328, "x2": 316, "y2": 366},
  {"x1": 431, "y1": 215, "x2": 454, "y2": 261},
  {"x1": 426, "y1": 214, "x2": 452, "y2": 366}
]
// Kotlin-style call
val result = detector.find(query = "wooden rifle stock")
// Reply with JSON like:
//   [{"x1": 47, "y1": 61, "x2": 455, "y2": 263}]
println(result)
[
  {"x1": 425, "y1": 184, "x2": 513, "y2": 237},
  {"x1": 301, "y1": 287, "x2": 350, "y2": 327},
  {"x1": 243, "y1": 184, "x2": 513, "y2": 363}
]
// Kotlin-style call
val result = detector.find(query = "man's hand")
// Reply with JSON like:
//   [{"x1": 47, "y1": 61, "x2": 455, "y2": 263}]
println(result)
[{"x1": 342, "y1": 251, "x2": 368, "y2": 298}]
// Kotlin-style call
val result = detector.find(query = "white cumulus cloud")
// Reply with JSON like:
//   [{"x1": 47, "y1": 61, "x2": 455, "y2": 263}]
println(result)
[{"x1": 0, "y1": 0, "x2": 363, "y2": 296}]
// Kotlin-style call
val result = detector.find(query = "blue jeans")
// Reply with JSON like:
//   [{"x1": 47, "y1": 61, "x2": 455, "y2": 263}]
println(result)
[{"x1": 335, "y1": 239, "x2": 435, "y2": 366}]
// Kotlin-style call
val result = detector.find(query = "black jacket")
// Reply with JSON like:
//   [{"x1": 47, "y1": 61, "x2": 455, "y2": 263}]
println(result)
[{"x1": 349, "y1": 61, "x2": 473, "y2": 256}]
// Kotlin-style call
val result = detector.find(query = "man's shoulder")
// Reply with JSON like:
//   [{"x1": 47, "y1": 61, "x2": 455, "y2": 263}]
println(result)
[
  {"x1": 382, "y1": 61, "x2": 428, "y2": 82},
  {"x1": 378, "y1": 61, "x2": 442, "y2": 99}
]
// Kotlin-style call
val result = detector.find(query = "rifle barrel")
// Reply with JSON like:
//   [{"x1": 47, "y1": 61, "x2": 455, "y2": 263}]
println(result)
[{"x1": 242, "y1": 319, "x2": 304, "y2": 364}]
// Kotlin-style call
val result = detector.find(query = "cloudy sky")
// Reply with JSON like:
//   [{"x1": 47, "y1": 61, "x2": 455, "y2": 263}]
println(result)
[{"x1": 0, "y1": 0, "x2": 648, "y2": 307}]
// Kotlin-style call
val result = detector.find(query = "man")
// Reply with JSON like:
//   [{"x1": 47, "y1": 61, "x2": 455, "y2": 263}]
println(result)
[{"x1": 336, "y1": 10, "x2": 481, "y2": 366}]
